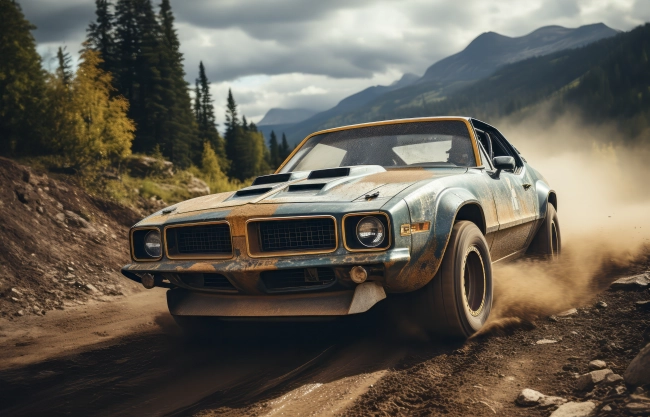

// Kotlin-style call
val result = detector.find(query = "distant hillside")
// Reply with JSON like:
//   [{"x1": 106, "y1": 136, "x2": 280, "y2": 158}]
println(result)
[
  {"x1": 277, "y1": 23, "x2": 618, "y2": 144},
  {"x1": 258, "y1": 72, "x2": 419, "y2": 142},
  {"x1": 327, "y1": 23, "x2": 650, "y2": 142},
  {"x1": 258, "y1": 108, "x2": 318, "y2": 126},
  {"x1": 419, "y1": 23, "x2": 618, "y2": 84}
]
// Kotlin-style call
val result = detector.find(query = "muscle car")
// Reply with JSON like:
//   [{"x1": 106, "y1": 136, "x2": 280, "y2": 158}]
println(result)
[{"x1": 121, "y1": 117, "x2": 560, "y2": 339}]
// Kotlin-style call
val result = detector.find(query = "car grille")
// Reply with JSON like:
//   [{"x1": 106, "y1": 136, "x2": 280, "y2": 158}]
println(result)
[
  {"x1": 203, "y1": 274, "x2": 236, "y2": 290},
  {"x1": 261, "y1": 268, "x2": 336, "y2": 292},
  {"x1": 173, "y1": 224, "x2": 232, "y2": 255},
  {"x1": 258, "y1": 218, "x2": 336, "y2": 252}
]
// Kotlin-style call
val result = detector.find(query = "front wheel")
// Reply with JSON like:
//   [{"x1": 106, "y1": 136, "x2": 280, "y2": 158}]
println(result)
[{"x1": 415, "y1": 221, "x2": 493, "y2": 339}]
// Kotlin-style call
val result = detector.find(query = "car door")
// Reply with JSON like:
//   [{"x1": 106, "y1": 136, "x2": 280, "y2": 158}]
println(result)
[{"x1": 477, "y1": 129, "x2": 537, "y2": 262}]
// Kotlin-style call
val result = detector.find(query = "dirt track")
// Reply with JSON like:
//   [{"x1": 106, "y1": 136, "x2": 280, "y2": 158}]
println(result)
[{"x1": 0, "y1": 259, "x2": 649, "y2": 417}]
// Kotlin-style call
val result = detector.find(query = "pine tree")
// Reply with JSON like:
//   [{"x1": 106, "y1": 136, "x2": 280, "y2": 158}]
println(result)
[
  {"x1": 224, "y1": 88, "x2": 242, "y2": 178},
  {"x1": 280, "y1": 133, "x2": 291, "y2": 160},
  {"x1": 269, "y1": 130, "x2": 279, "y2": 168},
  {"x1": 195, "y1": 61, "x2": 227, "y2": 167},
  {"x1": 86, "y1": 0, "x2": 116, "y2": 77},
  {"x1": 223, "y1": 89, "x2": 271, "y2": 179},
  {"x1": 0, "y1": 0, "x2": 47, "y2": 155},
  {"x1": 157, "y1": 0, "x2": 201, "y2": 167},
  {"x1": 113, "y1": 0, "x2": 165, "y2": 156},
  {"x1": 242, "y1": 115, "x2": 248, "y2": 130},
  {"x1": 249, "y1": 122, "x2": 258, "y2": 132},
  {"x1": 56, "y1": 46, "x2": 73, "y2": 87}
]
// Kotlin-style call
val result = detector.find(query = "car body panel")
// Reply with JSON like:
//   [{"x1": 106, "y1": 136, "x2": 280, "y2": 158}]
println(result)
[{"x1": 122, "y1": 116, "x2": 556, "y2": 318}]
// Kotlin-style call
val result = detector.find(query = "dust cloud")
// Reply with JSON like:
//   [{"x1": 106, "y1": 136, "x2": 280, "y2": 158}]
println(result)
[{"x1": 478, "y1": 111, "x2": 650, "y2": 335}]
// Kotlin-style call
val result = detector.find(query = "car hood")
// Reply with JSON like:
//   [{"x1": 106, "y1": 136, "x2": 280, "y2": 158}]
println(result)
[{"x1": 167, "y1": 166, "x2": 467, "y2": 216}]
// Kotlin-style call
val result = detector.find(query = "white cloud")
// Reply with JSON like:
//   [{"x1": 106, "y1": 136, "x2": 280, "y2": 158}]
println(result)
[{"x1": 22, "y1": 0, "x2": 645, "y2": 125}]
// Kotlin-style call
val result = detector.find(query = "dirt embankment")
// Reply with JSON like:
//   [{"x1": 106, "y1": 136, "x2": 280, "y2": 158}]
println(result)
[{"x1": 0, "y1": 157, "x2": 142, "y2": 319}]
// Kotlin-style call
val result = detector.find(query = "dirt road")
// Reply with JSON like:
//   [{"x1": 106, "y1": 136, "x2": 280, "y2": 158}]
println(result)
[{"x1": 1, "y1": 258, "x2": 649, "y2": 417}]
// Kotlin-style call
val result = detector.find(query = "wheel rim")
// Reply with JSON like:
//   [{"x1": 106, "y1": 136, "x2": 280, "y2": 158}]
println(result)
[
  {"x1": 551, "y1": 222, "x2": 559, "y2": 260},
  {"x1": 462, "y1": 245, "x2": 486, "y2": 317}
]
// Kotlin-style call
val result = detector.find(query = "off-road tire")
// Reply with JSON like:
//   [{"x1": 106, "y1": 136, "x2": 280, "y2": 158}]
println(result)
[
  {"x1": 528, "y1": 203, "x2": 561, "y2": 260},
  {"x1": 415, "y1": 221, "x2": 493, "y2": 339}
]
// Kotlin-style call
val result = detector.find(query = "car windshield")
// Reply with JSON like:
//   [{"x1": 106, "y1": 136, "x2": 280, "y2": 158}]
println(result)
[{"x1": 279, "y1": 120, "x2": 476, "y2": 173}]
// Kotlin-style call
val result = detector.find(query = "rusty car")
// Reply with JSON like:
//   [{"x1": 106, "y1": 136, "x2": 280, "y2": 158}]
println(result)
[{"x1": 121, "y1": 117, "x2": 560, "y2": 339}]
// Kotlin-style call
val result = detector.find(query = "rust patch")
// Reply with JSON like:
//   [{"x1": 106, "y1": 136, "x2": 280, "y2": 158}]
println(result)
[
  {"x1": 226, "y1": 204, "x2": 280, "y2": 236},
  {"x1": 174, "y1": 263, "x2": 217, "y2": 272}
]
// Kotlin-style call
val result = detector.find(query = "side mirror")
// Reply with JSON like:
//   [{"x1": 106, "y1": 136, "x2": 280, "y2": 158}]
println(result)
[{"x1": 492, "y1": 156, "x2": 515, "y2": 174}]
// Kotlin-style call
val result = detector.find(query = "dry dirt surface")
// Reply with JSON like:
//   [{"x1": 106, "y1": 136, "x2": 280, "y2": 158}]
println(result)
[
  {"x1": 0, "y1": 261, "x2": 648, "y2": 417},
  {"x1": 0, "y1": 157, "x2": 143, "y2": 319}
]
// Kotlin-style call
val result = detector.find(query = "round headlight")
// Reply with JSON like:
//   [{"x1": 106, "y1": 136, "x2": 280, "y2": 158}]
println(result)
[
  {"x1": 144, "y1": 230, "x2": 162, "y2": 258},
  {"x1": 356, "y1": 216, "x2": 385, "y2": 248}
]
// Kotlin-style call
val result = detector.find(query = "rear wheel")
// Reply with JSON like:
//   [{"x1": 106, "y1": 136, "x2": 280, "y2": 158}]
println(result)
[
  {"x1": 528, "y1": 203, "x2": 561, "y2": 260},
  {"x1": 415, "y1": 221, "x2": 493, "y2": 339}
]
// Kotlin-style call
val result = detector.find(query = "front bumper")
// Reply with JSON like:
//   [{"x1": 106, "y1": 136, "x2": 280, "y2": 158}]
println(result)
[
  {"x1": 121, "y1": 248, "x2": 410, "y2": 317},
  {"x1": 121, "y1": 247, "x2": 410, "y2": 293},
  {"x1": 167, "y1": 281, "x2": 386, "y2": 317}
]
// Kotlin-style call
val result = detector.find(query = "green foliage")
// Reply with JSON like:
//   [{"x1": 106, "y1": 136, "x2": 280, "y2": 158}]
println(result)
[
  {"x1": 45, "y1": 48, "x2": 134, "y2": 172},
  {"x1": 0, "y1": 0, "x2": 47, "y2": 155},
  {"x1": 199, "y1": 141, "x2": 242, "y2": 193}
]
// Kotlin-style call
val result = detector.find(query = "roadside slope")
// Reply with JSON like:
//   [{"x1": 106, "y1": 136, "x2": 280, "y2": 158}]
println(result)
[{"x1": 0, "y1": 157, "x2": 142, "y2": 319}]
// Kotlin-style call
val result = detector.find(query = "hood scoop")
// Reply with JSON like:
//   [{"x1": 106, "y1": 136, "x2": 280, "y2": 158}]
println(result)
[
  {"x1": 234, "y1": 187, "x2": 273, "y2": 197},
  {"x1": 287, "y1": 183, "x2": 326, "y2": 192},
  {"x1": 308, "y1": 167, "x2": 351, "y2": 179},
  {"x1": 252, "y1": 173, "x2": 292, "y2": 185},
  {"x1": 308, "y1": 165, "x2": 386, "y2": 180}
]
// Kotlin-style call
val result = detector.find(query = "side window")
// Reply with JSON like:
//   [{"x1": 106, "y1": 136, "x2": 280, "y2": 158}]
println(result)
[
  {"x1": 477, "y1": 141, "x2": 492, "y2": 169},
  {"x1": 490, "y1": 135, "x2": 511, "y2": 158},
  {"x1": 490, "y1": 130, "x2": 524, "y2": 171}
]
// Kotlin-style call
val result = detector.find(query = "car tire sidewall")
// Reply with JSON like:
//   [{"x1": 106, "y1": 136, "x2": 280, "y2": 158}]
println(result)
[{"x1": 450, "y1": 223, "x2": 493, "y2": 336}]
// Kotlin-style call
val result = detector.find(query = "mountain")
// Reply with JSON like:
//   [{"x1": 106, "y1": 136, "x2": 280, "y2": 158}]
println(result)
[
  {"x1": 273, "y1": 23, "x2": 618, "y2": 145},
  {"x1": 419, "y1": 23, "x2": 618, "y2": 84},
  {"x1": 258, "y1": 108, "x2": 318, "y2": 126},
  {"x1": 257, "y1": 73, "x2": 419, "y2": 142},
  {"x1": 319, "y1": 23, "x2": 650, "y2": 142}
]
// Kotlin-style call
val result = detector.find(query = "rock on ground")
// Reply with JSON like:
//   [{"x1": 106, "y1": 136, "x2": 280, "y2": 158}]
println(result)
[
  {"x1": 624, "y1": 343, "x2": 650, "y2": 386},
  {"x1": 610, "y1": 273, "x2": 650, "y2": 290},
  {"x1": 186, "y1": 176, "x2": 210, "y2": 197},
  {"x1": 576, "y1": 369, "x2": 613, "y2": 391},
  {"x1": 557, "y1": 308, "x2": 578, "y2": 317},
  {"x1": 516, "y1": 389, "x2": 567, "y2": 408},
  {"x1": 550, "y1": 401, "x2": 595, "y2": 417},
  {"x1": 516, "y1": 389, "x2": 545, "y2": 406},
  {"x1": 588, "y1": 359, "x2": 606, "y2": 370}
]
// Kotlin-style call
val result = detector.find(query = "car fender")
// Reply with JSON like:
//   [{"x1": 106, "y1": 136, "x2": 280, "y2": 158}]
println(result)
[{"x1": 389, "y1": 186, "x2": 485, "y2": 293}]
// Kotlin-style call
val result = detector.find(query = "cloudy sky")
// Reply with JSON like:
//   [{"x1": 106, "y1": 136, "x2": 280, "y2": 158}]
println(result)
[{"x1": 21, "y1": 0, "x2": 650, "y2": 125}]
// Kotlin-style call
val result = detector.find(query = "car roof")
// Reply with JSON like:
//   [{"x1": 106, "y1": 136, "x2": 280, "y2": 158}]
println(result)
[{"x1": 307, "y1": 116, "x2": 474, "y2": 137}]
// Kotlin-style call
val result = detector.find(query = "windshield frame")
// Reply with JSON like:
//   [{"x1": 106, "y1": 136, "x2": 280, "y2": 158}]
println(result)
[{"x1": 275, "y1": 117, "x2": 481, "y2": 173}]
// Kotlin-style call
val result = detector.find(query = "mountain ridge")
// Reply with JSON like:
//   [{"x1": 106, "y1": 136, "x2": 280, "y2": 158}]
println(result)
[{"x1": 265, "y1": 23, "x2": 618, "y2": 145}]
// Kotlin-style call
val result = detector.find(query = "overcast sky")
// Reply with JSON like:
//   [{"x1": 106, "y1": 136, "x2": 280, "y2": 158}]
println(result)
[{"x1": 20, "y1": 0, "x2": 650, "y2": 125}]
